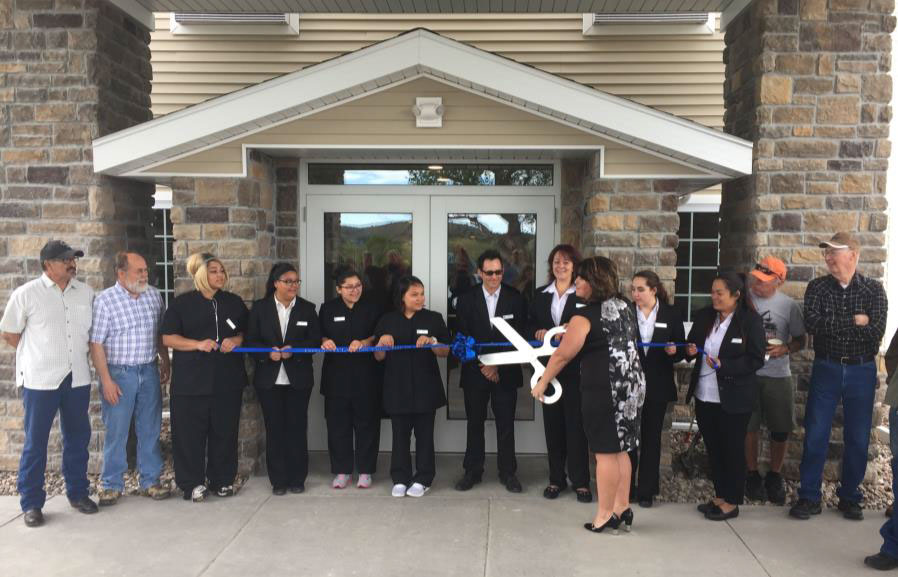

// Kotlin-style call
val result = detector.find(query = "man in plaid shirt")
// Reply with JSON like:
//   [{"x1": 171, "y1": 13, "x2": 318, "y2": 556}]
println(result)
[
  {"x1": 790, "y1": 232, "x2": 887, "y2": 522},
  {"x1": 89, "y1": 252, "x2": 172, "y2": 505}
]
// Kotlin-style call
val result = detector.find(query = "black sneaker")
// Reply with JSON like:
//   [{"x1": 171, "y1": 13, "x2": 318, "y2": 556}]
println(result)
[
  {"x1": 837, "y1": 498, "x2": 864, "y2": 520},
  {"x1": 764, "y1": 472, "x2": 787, "y2": 506},
  {"x1": 745, "y1": 470, "x2": 765, "y2": 502},
  {"x1": 865, "y1": 552, "x2": 898, "y2": 571},
  {"x1": 789, "y1": 498, "x2": 822, "y2": 520}
]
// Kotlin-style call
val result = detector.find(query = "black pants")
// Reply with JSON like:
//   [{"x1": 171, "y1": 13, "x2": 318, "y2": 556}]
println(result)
[
  {"x1": 170, "y1": 387, "x2": 243, "y2": 493},
  {"x1": 257, "y1": 385, "x2": 312, "y2": 489},
  {"x1": 325, "y1": 392, "x2": 380, "y2": 475},
  {"x1": 543, "y1": 379, "x2": 589, "y2": 489},
  {"x1": 695, "y1": 399, "x2": 752, "y2": 505},
  {"x1": 462, "y1": 384, "x2": 517, "y2": 478},
  {"x1": 629, "y1": 399, "x2": 669, "y2": 499},
  {"x1": 390, "y1": 411, "x2": 436, "y2": 486}
]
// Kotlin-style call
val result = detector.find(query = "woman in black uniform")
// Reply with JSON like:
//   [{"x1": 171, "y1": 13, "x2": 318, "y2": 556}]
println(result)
[
  {"x1": 527, "y1": 244, "x2": 591, "y2": 503},
  {"x1": 245, "y1": 262, "x2": 320, "y2": 495},
  {"x1": 320, "y1": 268, "x2": 382, "y2": 490},
  {"x1": 161, "y1": 253, "x2": 248, "y2": 502},
  {"x1": 628, "y1": 270, "x2": 685, "y2": 508},
  {"x1": 374, "y1": 275, "x2": 450, "y2": 498},
  {"x1": 532, "y1": 256, "x2": 645, "y2": 534}
]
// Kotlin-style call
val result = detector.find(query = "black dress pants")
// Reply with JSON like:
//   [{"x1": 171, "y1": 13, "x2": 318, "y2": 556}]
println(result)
[
  {"x1": 462, "y1": 383, "x2": 517, "y2": 478},
  {"x1": 170, "y1": 387, "x2": 243, "y2": 493},
  {"x1": 542, "y1": 379, "x2": 589, "y2": 489},
  {"x1": 628, "y1": 399, "x2": 669, "y2": 499},
  {"x1": 325, "y1": 392, "x2": 380, "y2": 475},
  {"x1": 694, "y1": 399, "x2": 752, "y2": 505},
  {"x1": 256, "y1": 385, "x2": 312, "y2": 489},
  {"x1": 390, "y1": 411, "x2": 436, "y2": 486}
]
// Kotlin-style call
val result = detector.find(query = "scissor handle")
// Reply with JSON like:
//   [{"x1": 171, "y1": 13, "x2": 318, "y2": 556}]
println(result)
[
  {"x1": 543, "y1": 326, "x2": 566, "y2": 348},
  {"x1": 531, "y1": 370, "x2": 562, "y2": 405}
]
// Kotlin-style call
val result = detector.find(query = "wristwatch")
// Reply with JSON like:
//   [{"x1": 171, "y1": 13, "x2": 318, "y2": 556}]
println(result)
[{"x1": 430, "y1": 336, "x2": 438, "y2": 345}]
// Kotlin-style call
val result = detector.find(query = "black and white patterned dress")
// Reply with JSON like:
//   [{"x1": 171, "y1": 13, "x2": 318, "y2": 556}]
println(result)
[{"x1": 574, "y1": 298, "x2": 646, "y2": 453}]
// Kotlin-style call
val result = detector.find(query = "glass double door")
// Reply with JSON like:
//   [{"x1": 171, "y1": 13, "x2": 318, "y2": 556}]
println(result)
[{"x1": 305, "y1": 194, "x2": 556, "y2": 453}]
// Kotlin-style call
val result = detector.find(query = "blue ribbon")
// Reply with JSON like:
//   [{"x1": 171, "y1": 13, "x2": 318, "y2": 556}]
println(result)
[{"x1": 637, "y1": 342, "x2": 716, "y2": 369}]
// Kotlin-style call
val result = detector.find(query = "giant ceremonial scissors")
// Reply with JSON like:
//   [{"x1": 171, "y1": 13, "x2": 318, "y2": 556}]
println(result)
[{"x1": 477, "y1": 317, "x2": 565, "y2": 405}]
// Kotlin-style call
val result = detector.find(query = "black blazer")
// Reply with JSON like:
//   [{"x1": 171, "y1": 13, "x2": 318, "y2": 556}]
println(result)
[
  {"x1": 527, "y1": 283, "x2": 582, "y2": 383},
  {"x1": 245, "y1": 295, "x2": 321, "y2": 391},
  {"x1": 455, "y1": 283, "x2": 527, "y2": 389},
  {"x1": 632, "y1": 301, "x2": 686, "y2": 403},
  {"x1": 318, "y1": 296, "x2": 381, "y2": 398},
  {"x1": 685, "y1": 306, "x2": 765, "y2": 414}
]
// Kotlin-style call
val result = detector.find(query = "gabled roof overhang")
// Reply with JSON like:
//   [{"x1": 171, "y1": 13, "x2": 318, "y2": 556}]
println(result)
[{"x1": 93, "y1": 29, "x2": 751, "y2": 180}]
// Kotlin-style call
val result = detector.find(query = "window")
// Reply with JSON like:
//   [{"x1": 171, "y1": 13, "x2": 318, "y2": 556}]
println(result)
[
  {"x1": 674, "y1": 208, "x2": 720, "y2": 323},
  {"x1": 152, "y1": 186, "x2": 174, "y2": 307},
  {"x1": 307, "y1": 163, "x2": 553, "y2": 186}
]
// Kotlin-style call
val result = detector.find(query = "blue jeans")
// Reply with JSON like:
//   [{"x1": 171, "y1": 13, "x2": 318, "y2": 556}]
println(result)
[
  {"x1": 797, "y1": 359, "x2": 876, "y2": 503},
  {"x1": 100, "y1": 362, "x2": 163, "y2": 491},
  {"x1": 880, "y1": 407, "x2": 898, "y2": 557},
  {"x1": 18, "y1": 373, "x2": 91, "y2": 512}
]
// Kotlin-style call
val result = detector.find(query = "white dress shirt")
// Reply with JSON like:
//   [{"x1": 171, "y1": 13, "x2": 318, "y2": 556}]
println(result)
[
  {"x1": 482, "y1": 285, "x2": 501, "y2": 318},
  {"x1": 275, "y1": 297, "x2": 296, "y2": 385},
  {"x1": 543, "y1": 282, "x2": 575, "y2": 326},
  {"x1": 636, "y1": 301, "x2": 659, "y2": 354},
  {"x1": 0, "y1": 274, "x2": 94, "y2": 390},
  {"x1": 695, "y1": 312, "x2": 733, "y2": 403}
]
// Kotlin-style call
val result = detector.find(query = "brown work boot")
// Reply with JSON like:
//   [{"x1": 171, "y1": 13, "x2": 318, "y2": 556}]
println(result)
[
  {"x1": 97, "y1": 488, "x2": 121, "y2": 507},
  {"x1": 141, "y1": 483, "x2": 172, "y2": 501}
]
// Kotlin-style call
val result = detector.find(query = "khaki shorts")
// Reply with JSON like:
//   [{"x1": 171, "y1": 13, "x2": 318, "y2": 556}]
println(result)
[{"x1": 747, "y1": 375, "x2": 795, "y2": 434}]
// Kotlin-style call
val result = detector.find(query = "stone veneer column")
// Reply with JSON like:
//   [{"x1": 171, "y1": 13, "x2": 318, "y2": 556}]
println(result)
[
  {"x1": 0, "y1": 1, "x2": 156, "y2": 472},
  {"x1": 721, "y1": 0, "x2": 892, "y2": 480}
]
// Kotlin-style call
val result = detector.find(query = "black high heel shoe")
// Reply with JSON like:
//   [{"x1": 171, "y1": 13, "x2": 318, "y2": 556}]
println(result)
[
  {"x1": 583, "y1": 514, "x2": 621, "y2": 535},
  {"x1": 619, "y1": 508, "x2": 634, "y2": 532}
]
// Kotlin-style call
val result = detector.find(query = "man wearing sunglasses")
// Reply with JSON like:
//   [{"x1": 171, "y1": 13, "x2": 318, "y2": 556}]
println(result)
[
  {"x1": 454, "y1": 249, "x2": 527, "y2": 493},
  {"x1": 791, "y1": 232, "x2": 887, "y2": 524},
  {"x1": 744, "y1": 256, "x2": 805, "y2": 506}
]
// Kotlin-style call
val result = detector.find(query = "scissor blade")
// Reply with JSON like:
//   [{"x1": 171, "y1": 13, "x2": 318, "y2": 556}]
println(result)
[
  {"x1": 477, "y1": 350, "x2": 534, "y2": 366},
  {"x1": 490, "y1": 317, "x2": 532, "y2": 351}
]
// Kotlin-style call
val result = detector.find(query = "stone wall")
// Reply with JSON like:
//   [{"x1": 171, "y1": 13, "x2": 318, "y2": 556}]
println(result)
[{"x1": 0, "y1": 1, "x2": 156, "y2": 472}]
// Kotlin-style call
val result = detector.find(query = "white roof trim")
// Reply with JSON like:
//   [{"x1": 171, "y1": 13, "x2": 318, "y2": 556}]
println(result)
[{"x1": 93, "y1": 29, "x2": 751, "y2": 179}]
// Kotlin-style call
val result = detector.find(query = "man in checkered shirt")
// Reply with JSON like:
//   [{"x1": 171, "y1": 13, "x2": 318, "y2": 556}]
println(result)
[
  {"x1": 89, "y1": 252, "x2": 172, "y2": 506},
  {"x1": 790, "y1": 232, "x2": 887, "y2": 522}
]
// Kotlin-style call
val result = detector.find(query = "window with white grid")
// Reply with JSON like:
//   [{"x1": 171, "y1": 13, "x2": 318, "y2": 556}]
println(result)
[{"x1": 674, "y1": 208, "x2": 720, "y2": 323}]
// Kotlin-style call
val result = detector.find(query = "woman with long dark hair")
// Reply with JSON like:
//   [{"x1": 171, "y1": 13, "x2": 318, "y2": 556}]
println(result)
[
  {"x1": 320, "y1": 267, "x2": 382, "y2": 489},
  {"x1": 527, "y1": 244, "x2": 591, "y2": 503},
  {"x1": 245, "y1": 262, "x2": 320, "y2": 495},
  {"x1": 532, "y1": 257, "x2": 645, "y2": 534},
  {"x1": 628, "y1": 270, "x2": 685, "y2": 508},
  {"x1": 686, "y1": 272, "x2": 765, "y2": 521},
  {"x1": 374, "y1": 276, "x2": 450, "y2": 498}
]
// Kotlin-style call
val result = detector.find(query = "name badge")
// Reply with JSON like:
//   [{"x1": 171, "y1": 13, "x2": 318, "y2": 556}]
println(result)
[
  {"x1": 732, "y1": 338, "x2": 743, "y2": 344},
  {"x1": 226, "y1": 318, "x2": 236, "y2": 330},
  {"x1": 502, "y1": 314, "x2": 514, "y2": 320},
  {"x1": 296, "y1": 321, "x2": 308, "y2": 327},
  {"x1": 334, "y1": 316, "x2": 346, "y2": 322},
  {"x1": 576, "y1": 303, "x2": 586, "y2": 308},
  {"x1": 416, "y1": 329, "x2": 429, "y2": 335},
  {"x1": 655, "y1": 322, "x2": 668, "y2": 328}
]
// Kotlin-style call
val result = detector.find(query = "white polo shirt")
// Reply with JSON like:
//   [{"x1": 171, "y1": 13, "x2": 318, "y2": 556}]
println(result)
[{"x1": 0, "y1": 273, "x2": 94, "y2": 390}]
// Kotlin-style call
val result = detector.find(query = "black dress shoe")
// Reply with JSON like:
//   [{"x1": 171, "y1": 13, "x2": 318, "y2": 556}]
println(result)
[
  {"x1": 865, "y1": 552, "x2": 898, "y2": 571},
  {"x1": 454, "y1": 472, "x2": 482, "y2": 492},
  {"x1": 502, "y1": 475, "x2": 523, "y2": 494},
  {"x1": 289, "y1": 485, "x2": 305, "y2": 494},
  {"x1": 697, "y1": 500, "x2": 715, "y2": 515},
  {"x1": 638, "y1": 496, "x2": 653, "y2": 508},
  {"x1": 705, "y1": 505, "x2": 739, "y2": 521},
  {"x1": 69, "y1": 496, "x2": 98, "y2": 514},
  {"x1": 575, "y1": 488, "x2": 593, "y2": 504},
  {"x1": 543, "y1": 485, "x2": 564, "y2": 500},
  {"x1": 272, "y1": 486, "x2": 287, "y2": 496},
  {"x1": 23, "y1": 509, "x2": 43, "y2": 527},
  {"x1": 584, "y1": 514, "x2": 621, "y2": 534}
]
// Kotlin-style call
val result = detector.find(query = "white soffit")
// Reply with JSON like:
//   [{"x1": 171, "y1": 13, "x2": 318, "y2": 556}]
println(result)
[{"x1": 92, "y1": 29, "x2": 751, "y2": 179}]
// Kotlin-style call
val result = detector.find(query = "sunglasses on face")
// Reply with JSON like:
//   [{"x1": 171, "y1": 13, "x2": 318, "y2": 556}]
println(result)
[
  {"x1": 754, "y1": 263, "x2": 775, "y2": 276},
  {"x1": 481, "y1": 269, "x2": 503, "y2": 277}
]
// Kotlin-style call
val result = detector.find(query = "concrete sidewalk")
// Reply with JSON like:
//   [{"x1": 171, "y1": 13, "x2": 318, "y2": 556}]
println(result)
[{"x1": 0, "y1": 455, "x2": 885, "y2": 577}]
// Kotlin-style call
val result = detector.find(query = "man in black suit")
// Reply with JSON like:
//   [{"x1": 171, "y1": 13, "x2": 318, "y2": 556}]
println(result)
[{"x1": 454, "y1": 250, "x2": 527, "y2": 493}]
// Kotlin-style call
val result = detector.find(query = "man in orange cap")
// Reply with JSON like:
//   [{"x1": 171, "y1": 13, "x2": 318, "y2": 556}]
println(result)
[{"x1": 744, "y1": 256, "x2": 805, "y2": 505}]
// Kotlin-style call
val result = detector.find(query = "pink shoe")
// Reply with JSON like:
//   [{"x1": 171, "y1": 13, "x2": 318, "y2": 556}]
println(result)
[
  {"x1": 332, "y1": 474, "x2": 350, "y2": 489},
  {"x1": 357, "y1": 474, "x2": 372, "y2": 489}
]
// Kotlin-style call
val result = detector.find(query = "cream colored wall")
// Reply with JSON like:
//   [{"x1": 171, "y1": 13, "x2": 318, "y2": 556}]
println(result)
[
  {"x1": 145, "y1": 78, "x2": 711, "y2": 177},
  {"x1": 149, "y1": 13, "x2": 725, "y2": 130}
]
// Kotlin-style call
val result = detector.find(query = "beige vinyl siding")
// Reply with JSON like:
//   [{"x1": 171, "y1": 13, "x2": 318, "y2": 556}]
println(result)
[
  {"x1": 149, "y1": 13, "x2": 725, "y2": 129},
  {"x1": 144, "y1": 78, "x2": 709, "y2": 177}
]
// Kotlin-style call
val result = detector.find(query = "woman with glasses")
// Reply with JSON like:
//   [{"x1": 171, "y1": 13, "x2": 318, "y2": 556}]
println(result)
[
  {"x1": 374, "y1": 276, "x2": 450, "y2": 498},
  {"x1": 320, "y1": 267, "x2": 383, "y2": 489},
  {"x1": 245, "y1": 262, "x2": 321, "y2": 495},
  {"x1": 527, "y1": 244, "x2": 591, "y2": 503},
  {"x1": 161, "y1": 253, "x2": 248, "y2": 502}
]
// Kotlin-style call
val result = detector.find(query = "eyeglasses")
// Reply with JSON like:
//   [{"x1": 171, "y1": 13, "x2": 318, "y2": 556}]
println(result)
[
  {"x1": 51, "y1": 258, "x2": 76, "y2": 264},
  {"x1": 822, "y1": 247, "x2": 848, "y2": 257},
  {"x1": 277, "y1": 279, "x2": 301, "y2": 286},
  {"x1": 339, "y1": 283, "x2": 363, "y2": 291},
  {"x1": 481, "y1": 269, "x2": 504, "y2": 277}
]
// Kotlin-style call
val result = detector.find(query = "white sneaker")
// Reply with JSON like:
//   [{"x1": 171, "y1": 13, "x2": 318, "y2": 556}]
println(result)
[
  {"x1": 391, "y1": 483, "x2": 408, "y2": 497},
  {"x1": 406, "y1": 483, "x2": 429, "y2": 498},
  {"x1": 332, "y1": 474, "x2": 350, "y2": 489},
  {"x1": 191, "y1": 485, "x2": 208, "y2": 503},
  {"x1": 357, "y1": 474, "x2": 372, "y2": 489}
]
